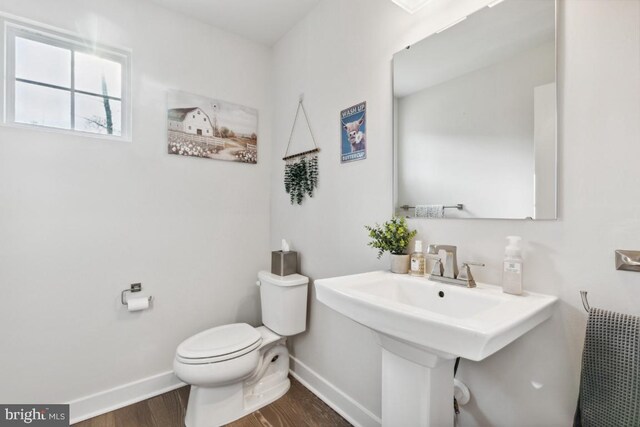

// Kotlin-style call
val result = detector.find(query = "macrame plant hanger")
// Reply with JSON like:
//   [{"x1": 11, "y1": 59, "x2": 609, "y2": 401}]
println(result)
[{"x1": 283, "y1": 96, "x2": 320, "y2": 205}]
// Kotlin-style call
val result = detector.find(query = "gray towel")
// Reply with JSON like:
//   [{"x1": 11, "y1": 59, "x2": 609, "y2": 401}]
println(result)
[
  {"x1": 415, "y1": 205, "x2": 444, "y2": 218},
  {"x1": 574, "y1": 307, "x2": 640, "y2": 426}
]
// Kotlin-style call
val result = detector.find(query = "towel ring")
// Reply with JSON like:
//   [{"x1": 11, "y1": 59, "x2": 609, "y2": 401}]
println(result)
[{"x1": 580, "y1": 290, "x2": 591, "y2": 312}]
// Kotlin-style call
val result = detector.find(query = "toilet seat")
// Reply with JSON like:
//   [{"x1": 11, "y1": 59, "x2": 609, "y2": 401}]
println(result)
[{"x1": 176, "y1": 323, "x2": 262, "y2": 365}]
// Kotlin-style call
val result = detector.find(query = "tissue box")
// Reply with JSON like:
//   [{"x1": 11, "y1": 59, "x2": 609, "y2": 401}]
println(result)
[{"x1": 271, "y1": 251, "x2": 297, "y2": 276}]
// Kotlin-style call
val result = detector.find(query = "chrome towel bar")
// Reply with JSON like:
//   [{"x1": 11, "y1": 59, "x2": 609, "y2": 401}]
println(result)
[{"x1": 400, "y1": 204, "x2": 463, "y2": 210}]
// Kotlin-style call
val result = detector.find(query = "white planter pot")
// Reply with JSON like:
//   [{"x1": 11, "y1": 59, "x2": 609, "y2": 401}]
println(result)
[{"x1": 390, "y1": 254, "x2": 410, "y2": 274}]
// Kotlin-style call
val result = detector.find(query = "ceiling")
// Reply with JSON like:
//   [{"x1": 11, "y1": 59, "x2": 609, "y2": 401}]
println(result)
[
  {"x1": 150, "y1": 0, "x2": 321, "y2": 46},
  {"x1": 393, "y1": 0, "x2": 556, "y2": 97}
]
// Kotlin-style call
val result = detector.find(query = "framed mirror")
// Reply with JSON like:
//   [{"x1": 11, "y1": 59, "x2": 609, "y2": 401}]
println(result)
[{"x1": 393, "y1": 0, "x2": 557, "y2": 220}]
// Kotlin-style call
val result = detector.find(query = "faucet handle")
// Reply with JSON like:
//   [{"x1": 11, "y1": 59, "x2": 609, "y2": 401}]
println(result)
[
  {"x1": 458, "y1": 262, "x2": 485, "y2": 288},
  {"x1": 426, "y1": 256, "x2": 444, "y2": 276},
  {"x1": 463, "y1": 262, "x2": 485, "y2": 267}
]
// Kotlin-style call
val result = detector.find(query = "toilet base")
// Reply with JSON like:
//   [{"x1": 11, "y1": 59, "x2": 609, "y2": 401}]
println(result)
[{"x1": 184, "y1": 344, "x2": 291, "y2": 427}]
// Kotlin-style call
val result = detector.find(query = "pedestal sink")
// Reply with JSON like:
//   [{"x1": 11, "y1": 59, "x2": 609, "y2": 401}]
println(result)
[{"x1": 315, "y1": 271, "x2": 557, "y2": 427}]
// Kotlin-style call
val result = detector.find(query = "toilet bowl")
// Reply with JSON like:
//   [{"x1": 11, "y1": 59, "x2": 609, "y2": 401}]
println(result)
[{"x1": 174, "y1": 271, "x2": 309, "y2": 427}]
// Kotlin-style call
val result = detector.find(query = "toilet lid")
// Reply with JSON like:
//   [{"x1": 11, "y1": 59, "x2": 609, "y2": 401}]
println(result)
[{"x1": 176, "y1": 323, "x2": 261, "y2": 363}]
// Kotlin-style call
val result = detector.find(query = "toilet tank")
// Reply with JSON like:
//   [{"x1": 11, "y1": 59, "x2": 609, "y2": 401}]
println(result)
[{"x1": 257, "y1": 270, "x2": 308, "y2": 336}]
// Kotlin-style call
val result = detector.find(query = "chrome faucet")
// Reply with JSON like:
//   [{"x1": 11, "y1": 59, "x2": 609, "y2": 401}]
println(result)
[
  {"x1": 426, "y1": 244, "x2": 484, "y2": 288},
  {"x1": 427, "y1": 244, "x2": 459, "y2": 279}
]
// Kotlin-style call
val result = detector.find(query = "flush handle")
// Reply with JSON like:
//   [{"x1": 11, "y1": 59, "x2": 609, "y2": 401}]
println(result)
[{"x1": 616, "y1": 250, "x2": 640, "y2": 272}]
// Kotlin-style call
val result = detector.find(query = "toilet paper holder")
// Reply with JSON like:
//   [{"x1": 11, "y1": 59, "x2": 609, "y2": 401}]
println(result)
[{"x1": 121, "y1": 283, "x2": 152, "y2": 305}]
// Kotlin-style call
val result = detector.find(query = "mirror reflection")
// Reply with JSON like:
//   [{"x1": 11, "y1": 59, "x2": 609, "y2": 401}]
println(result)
[{"x1": 393, "y1": 0, "x2": 557, "y2": 219}]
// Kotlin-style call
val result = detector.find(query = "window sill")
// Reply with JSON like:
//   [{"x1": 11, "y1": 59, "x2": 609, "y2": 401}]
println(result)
[{"x1": 0, "y1": 121, "x2": 132, "y2": 143}]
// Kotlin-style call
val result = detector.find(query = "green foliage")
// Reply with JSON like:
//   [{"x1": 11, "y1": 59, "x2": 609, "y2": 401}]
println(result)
[
  {"x1": 284, "y1": 156, "x2": 319, "y2": 205},
  {"x1": 365, "y1": 216, "x2": 417, "y2": 258}
]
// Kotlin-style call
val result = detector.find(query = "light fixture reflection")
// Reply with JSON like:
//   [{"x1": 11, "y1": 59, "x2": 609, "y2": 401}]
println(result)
[{"x1": 390, "y1": 0, "x2": 433, "y2": 14}]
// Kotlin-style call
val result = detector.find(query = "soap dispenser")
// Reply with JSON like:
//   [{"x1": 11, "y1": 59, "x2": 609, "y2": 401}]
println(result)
[
  {"x1": 502, "y1": 236, "x2": 523, "y2": 295},
  {"x1": 410, "y1": 240, "x2": 426, "y2": 276}
]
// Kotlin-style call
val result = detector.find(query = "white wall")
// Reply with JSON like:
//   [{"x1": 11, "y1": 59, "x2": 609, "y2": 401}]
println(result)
[
  {"x1": 0, "y1": 0, "x2": 272, "y2": 406},
  {"x1": 397, "y1": 41, "x2": 555, "y2": 219},
  {"x1": 272, "y1": 0, "x2": 640, "y2": 425},
  {"x1": 1, "y1": 0, "x2": 638, "y2": 425}
]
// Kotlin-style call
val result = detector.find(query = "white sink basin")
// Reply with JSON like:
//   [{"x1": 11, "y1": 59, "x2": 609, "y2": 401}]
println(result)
[
  {"x1": 315, "y1": 270, "x2": 558, "y2": 426},
  {"x1": 315, "y1": 270, "x2": 557, "y2": 361}
]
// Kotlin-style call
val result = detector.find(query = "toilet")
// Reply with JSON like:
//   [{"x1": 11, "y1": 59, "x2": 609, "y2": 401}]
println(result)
[{"x1": 173, "y1": 271, "x2": 309, "y2": 427}]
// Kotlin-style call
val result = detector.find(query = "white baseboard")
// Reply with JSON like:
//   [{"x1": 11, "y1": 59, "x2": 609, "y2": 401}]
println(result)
[
  {"x1": 289, "y1": 355, "x2": 381, "y2": 427},
  {"x1": 68, "y1": 359, "x2": 379, "y2": 426},
  {"x1": 68, "y1": 370, "x2": 185, "y2": 425}
]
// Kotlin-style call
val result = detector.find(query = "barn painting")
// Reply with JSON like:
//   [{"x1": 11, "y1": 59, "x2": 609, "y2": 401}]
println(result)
[{"x1": 167, "y1": 90, "x2": 258, "y2": 164}]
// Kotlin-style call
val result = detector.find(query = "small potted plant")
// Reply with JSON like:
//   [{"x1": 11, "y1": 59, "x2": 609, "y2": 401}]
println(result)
[{"x1": 365, "y1": 216, "x2": 417, "y2": 274}]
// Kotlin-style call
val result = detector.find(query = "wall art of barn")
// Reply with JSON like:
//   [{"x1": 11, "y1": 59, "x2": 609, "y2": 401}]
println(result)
[{"x1": 167, "y1": 90, "x2": 258, "y2": 164}]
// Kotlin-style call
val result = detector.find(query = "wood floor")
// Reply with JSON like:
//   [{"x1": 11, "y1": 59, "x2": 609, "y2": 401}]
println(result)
[{"x1": 75, "y1": 377, "x2": 351, "y2": 427}]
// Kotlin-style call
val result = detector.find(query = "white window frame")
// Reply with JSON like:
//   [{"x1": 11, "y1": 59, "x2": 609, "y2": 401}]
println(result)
[{"x1": 1, "y1": 13, "x2": 132, "y2": 141}]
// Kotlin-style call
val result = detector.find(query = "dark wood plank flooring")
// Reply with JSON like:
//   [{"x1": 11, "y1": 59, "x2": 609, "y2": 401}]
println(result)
[{"x1": 75, "y1": 377, "x2": 351, "y2": 427}]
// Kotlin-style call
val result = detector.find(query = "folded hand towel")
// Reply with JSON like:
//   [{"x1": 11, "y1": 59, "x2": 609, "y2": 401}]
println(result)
[
  {"x1": 574, "y1": 307, "x2": 640, "y2": 426},
  {"x1": 415, "y1": 205, "x2": 445, "y2": 219}
]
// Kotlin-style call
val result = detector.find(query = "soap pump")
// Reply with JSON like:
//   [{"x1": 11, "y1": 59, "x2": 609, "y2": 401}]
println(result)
[{"x1": 502, "y1": 236, "x2": 523, "y2": 295}]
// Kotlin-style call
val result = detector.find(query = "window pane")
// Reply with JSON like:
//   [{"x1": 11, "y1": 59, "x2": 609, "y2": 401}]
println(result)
[
  {"x1": 15, "y1": 81, "x2": 71, "y2": 129},
  {"x1": 15, "y1": 36, "x2": 71, "y2": 88},
  {"x1": 75, "y1": 52, "x2": 122, "y2": 98},
  {"x1": 74, "y1": 93, "x2": 122, "y2": 136}
]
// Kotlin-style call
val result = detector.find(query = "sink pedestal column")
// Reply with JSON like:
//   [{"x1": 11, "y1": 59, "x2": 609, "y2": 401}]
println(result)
[{"x1": 379, "y1": 336, "x2": 456, "y2": 427}]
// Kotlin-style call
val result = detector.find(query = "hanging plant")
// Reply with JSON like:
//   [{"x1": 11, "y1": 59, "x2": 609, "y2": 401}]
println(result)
[
  {"x1": 282, "y1": 98, "x2": 320, "y2": 205},
  {"x1": 284, "y1": 155, "x2": 318, "y2": 205}
]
